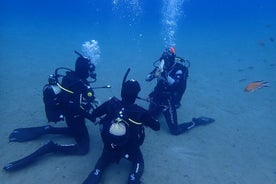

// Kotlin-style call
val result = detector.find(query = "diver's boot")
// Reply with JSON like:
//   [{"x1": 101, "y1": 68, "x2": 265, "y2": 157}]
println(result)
[
  {"x1": 3, "y1": 141, "x2": 57, "y2": 172},
  {"x1": 9, "y1": 125, "x2": 53, "y2": 142},
  {"x1": 192, "y1": 117, "x2": 215, "y2": 126}
]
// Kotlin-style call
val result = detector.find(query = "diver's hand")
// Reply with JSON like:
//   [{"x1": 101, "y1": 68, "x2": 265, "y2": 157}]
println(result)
[
  {"x1": 146, "y1": 68, "x2": 159, "y2": 82},
  {"x1": 154, "y1": 68, "x2": 163, "y2": 78}
]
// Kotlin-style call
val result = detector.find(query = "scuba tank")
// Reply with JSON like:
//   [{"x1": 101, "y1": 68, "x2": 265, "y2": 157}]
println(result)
[
  {"x1": 43, "y1": 67, "x2": 75, "y2": 123},
  {"x1": 43, "y1": 74, "x2": 65, "y2": 123},
  {"x1": 43, "y1": 66, "x2": 111, "y2": 123},
  {"x1": 43, "y1": 50, "x2": 109, "y2": 123}
]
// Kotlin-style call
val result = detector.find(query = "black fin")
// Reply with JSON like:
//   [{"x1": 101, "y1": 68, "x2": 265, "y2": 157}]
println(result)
[
  {"x1": 3, "y1": 141, "x2": 56, "y2": 171},
  {"x1": 9, "y1": 125, "x2": 50, "y2": 142},
  {"x1": 192, "y1": 117, "x2": 215, "y2": 126}
]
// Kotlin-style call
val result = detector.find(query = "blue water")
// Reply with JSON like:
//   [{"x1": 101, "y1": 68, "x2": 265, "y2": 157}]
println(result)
[
  {"x1": 1, "y1": 0, "x2": 275, "y2": 56},
  {"x1": 1, "y1": 0, "x2": 275, "y2": 88},
  {"x1": 0, "y1": 1, "x2": 276, "y2": 184},
  {"x1": 2, "y1": 0, "x2": 275, "y2": 47}
]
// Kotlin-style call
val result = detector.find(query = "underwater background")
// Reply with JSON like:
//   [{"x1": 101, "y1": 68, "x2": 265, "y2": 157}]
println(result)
[{"x1": 1, "y1": 0, "x2": 276, "y2": 184}]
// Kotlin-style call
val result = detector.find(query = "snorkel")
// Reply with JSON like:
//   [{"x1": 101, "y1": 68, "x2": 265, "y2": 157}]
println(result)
[
  {"x1": 122, "y1": 68, "x2": 131, "y2": 86},
  {"x1": 74, "y1": 50, "x2": 83, "y2": 57}
]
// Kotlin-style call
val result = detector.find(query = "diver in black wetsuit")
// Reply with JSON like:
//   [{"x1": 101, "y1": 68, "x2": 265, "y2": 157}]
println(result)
[
  {"x1": 3, "y1": 52, "x2": 97, "y2": 171},
  {"x1": 146, "y1": 47, "x2": 214, "y2": 136},
  {"x1": 82, "y1": 70, "x2": 160, "y2": 184}
]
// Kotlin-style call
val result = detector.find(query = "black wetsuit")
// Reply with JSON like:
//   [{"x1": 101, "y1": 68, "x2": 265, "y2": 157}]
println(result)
[
  {"x1": 3, "y1": 71, "x2": 95, "y2": 171},
  {"x1": 83, "y1": 97, "x2": 160, "y2": 184},
  {"x1": 147, "y1": 62, "x2": 195, "y2": 135},
  {"x1": 51, "y1": 70, "x2": 95, "y2": 154}
]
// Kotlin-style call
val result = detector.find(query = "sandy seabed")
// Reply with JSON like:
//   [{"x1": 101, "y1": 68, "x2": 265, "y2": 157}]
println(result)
[{"x1": 0, "y1": 18, "x2": 276, "y2": 184}]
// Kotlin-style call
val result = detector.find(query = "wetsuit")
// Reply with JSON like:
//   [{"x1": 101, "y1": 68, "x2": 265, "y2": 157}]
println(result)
[
  {"x1": 52, "y1": 70, "x2": 95, "y2": 154},
  {"x1": 82, "y1": 97, "x2": 160, "y2": 184},
  {"x1": 3, "y1": 70, "x2": 96, "y2": 171},
  {"x1": 147, "y1": 62, "x2": 195, "y2": 135}
]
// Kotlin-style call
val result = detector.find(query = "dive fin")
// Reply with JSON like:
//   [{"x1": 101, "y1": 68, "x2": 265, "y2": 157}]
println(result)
[
  {"x1": 9, "y1": 125, "x2": 51, "y2": 142},
  {"x1": 3, "y1": 141, "x2": 57, "y2": 171},
  {"x1": 192, "y1": 117, "x2": 215, "y2": 126}
]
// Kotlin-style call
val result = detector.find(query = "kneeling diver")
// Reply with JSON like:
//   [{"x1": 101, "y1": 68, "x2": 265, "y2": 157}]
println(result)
[
  {"x1": 145, "y1": 47, "x2": 215, "y2": 135},
  {"x1": 3, "y1": 52, "x2": 98, "y2": 171}
]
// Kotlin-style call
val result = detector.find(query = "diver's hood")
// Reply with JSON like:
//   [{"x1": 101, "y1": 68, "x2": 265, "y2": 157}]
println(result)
[
  {"x1": 121, "y1": 69, "x2": 141, "y2": 105},
  {"x1": 160, "y1": 48, "x2": 176, "y2": 69},
  {"x1": 74, "y1": 51, "x2": 96, "y2": 80}
]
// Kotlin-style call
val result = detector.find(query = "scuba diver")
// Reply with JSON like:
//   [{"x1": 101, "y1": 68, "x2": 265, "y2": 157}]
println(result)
[
  {"x1": 145, "y1": 47, "x2": 214, "y2": 135},
  {"x1": 82, "y1": 69, "x2": 160, "y2": 184},
  {"x1": 3, "y1": 51, "x2": 98, "y2": 171}
]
